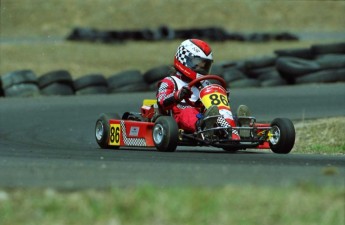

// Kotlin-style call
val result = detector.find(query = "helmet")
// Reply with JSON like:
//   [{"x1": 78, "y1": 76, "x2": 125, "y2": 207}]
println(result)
[{"x1": 174, "y1": 39, "x2": 213, "y2": 81}]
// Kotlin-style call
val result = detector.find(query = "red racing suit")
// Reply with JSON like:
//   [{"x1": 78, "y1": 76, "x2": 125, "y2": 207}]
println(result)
[
  {"x1": 156, "y1": 74, "x2": 201, "y2": 133},
  {"x1": 156, "y1": 73, "x2": 238, "y2": 134}
]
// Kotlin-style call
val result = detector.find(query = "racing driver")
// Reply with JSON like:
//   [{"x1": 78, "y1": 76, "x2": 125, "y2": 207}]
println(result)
[{"x1": 156, "y1": 39, "x2": 246, "y2": 140}]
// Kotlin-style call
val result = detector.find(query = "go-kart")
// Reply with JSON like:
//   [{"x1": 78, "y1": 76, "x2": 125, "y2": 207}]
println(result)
[{"x1": 95, "y1": 75, "x2": 295, "y2": 154}]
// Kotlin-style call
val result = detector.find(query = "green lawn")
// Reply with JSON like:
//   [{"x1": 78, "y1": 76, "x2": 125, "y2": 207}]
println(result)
[
  {"x1": 293, "y1": 117, "x2": 345, "y2": 154},
  {"x1": 1, "y1": 185, "x2": 344, "y2": 225}
]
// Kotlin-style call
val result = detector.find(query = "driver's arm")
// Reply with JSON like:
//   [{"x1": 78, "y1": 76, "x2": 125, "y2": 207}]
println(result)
[
  {"x1": 156, "y1": 77, "x2": 177, "y2": 110},
  {"x1": 157, "y1": 77, "x2": 192, "y2": 110}
]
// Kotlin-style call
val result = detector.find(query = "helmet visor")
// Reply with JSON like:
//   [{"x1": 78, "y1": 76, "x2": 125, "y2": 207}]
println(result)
[{"x1": 186, "y1": 56, "x2": 213, "y2": 75}]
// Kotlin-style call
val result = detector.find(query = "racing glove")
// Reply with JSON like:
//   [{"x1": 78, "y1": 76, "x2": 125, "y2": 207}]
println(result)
[{"x1": 174, "y1": 86, "x2": 192, "y2": 102}]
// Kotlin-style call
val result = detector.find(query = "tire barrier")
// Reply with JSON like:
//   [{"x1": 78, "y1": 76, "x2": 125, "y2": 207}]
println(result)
[
  {"x1": 74, "y1": 74, "x2": 109, "y2": 95},
  {"x1": 220, "y1": 42, "x2": 345, "y2": 87},
  {"x1": 1, "y1": 70, "x2": 40, "y2": 97},
  {"x1": 107, "y1": 70, "x2": 148, "y2": 93},
  {"x1": 38, "y1": 70, "x2": 75, "y2": 96},
  {"x1": 1, "y1": 42, "x2": 344, "y2": 97},
  {"x1": 66, "y1": 26, "x2": 299, "y2": 43}
]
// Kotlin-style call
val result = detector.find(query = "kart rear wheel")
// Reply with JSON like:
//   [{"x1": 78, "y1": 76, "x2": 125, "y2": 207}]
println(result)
[
  {"x1": 153, "y1": 116, "x2": 178, "y2": 152},
  {"x1": 269, "y1": 118, "x2": 295, "y2": 154},
  {"x1": 95, "y1": 113, "x2": 121, "y2": 149}
]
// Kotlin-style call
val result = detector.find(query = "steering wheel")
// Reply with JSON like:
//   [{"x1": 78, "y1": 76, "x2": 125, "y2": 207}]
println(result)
[{"x1": 185, "y1": 75, "x2": 227, "y2": 107}]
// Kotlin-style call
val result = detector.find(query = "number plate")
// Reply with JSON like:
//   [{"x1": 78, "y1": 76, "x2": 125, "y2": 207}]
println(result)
[
  {"x1": 109, "y1": 123, "x2": 121, "y2": 146},
  {"x1": 200, "y1": 85, "x2": 230, "y2": 110},
  {"x1": 201, "y1": 93, "x2": 229, "y2": 109}
]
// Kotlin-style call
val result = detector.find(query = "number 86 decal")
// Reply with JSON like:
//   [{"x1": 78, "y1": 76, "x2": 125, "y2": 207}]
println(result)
[
  {"x1": 209, "y1": 94, "x2": 228, "y2": 106},
  {"x1": 109, "y1": 124, "x2": 120, "y2": 145}
]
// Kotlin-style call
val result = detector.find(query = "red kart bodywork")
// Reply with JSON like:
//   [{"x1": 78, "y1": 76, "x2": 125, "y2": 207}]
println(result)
[
  {"x1": 108, "y1": 119, "x2": 155, "y2": 147},
  {"x1": 106, "y1": 102, "x2": 271, "y2": 150}
]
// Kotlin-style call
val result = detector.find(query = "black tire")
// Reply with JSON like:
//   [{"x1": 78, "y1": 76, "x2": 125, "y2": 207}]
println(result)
[
  {"x1": 273, "y1": 32, "x2": 299, "y2": 41},
  {"x1": 157, "y1": 25, "x2": 175, "y2": 40},
  {"x1": 246, "y1": 66, "x2": 276, "y2": 79},
  {"x1": 274, "y1": 48, "x2": 314, "y2": 59},
  {"x1": 221, "y1": 60, "x2": 246, "y2": 72},
  {"x1": 257, "y1": 69, "x2": 280, "y2": 81},
  {"x1": 40, "y1": 83, "x2": 75, "y2": 96},
  {"x1": 311, "y1": 42, "x2": 345, "y2": 55},
  {"x1": 203, "y1": 27, "x2": 228, "y2": 41},
  {"x1": 221, "y1": 68, "x2": 247, "y2": 83},
  {"x1": 38, "y1": 70, "x2": 73, "y2": 88},
  {"x1": 315, "y1": 54, "x2": 345, "y2": 69},
  {"x1": 276, "y1": 57, "x2": 322, "y2": 77},
  {"x1": 229, "y1": 78, "x2": 261, "y2": 88},
  {"x1": 245, "y1": 32, "x2": 272, "y2": 42},
  {"x1": 260, "y1": 77, "x2": 288, "y2": 87},
  {"x1": 0, "y1": 79, "x2": 4, "y2": 97},
  {"x1": 73, "y1": 74, "x2": 108, "y2": 90},
  {"x1": 106, "y1": 30, "x2": 127, "y2": 42},
  {"x1": 153, "y1": 116, "x2": 178, "y2": 152},
  {"x1": 210, "y1": 63, "x2": 224, "y2": 76},
  {"x1": 244, "y1": 56, "x2": 276, "y2": 70},
  {"x1": 276, "y1": 57, "x2": 322, "y2": 84},
  {"x1": 140, "y1": 28, "x2": 162, "y2": 41},
  {"x1": 75, "y1": 86, "x2": 109, "y2": 95},
  {"x1": 109, "y1": 82, "x2": 149, "y2": 93},
  {"x1": 175, "y1": 28, "x2": 194, "y2": 40},
  {"x1": 143, "y1": 65, "x2": 171, "y2": 84},
  {"x1": 218, "y1": 60, "x2": 241, "y2": 70},
  {"x1": 107, "y1": 70, "x2": 143, "y2": 89},
  {"x1": 95, "y1": 113, "x2": 121, "y2": 149},
  {"x1": 67, "y1": 27, "x2": 103, "y2": 42},
  {"x1": 1, "y1": 70, "x2": 38, "y2": 89},
  {"x1": 4, "y1": 83, "x2": 40, "y2": 97},
  {"x1": 296, "y1": 68, "x2": 345, "y2": 84},
  {"x1": 269, "y1": 118, "x2": 295, "y2": 154}
]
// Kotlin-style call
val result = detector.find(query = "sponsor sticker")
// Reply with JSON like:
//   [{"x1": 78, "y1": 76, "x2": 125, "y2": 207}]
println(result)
[{"x1": 129, "y1": 126, "x2": 140, "y2": 137}]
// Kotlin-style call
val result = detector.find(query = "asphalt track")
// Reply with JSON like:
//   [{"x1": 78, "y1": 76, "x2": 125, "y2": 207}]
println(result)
[{"x1": 0, "y1": 83, "x2": 344, "y2": 189}]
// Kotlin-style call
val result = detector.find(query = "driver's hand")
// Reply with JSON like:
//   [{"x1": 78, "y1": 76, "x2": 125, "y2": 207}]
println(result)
[{"x1": 174, "y1": 86, "x2": 192, "y2": 102}]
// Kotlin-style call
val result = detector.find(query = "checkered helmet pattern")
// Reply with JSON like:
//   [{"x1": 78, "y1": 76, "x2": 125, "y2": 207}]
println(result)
[
  {"x1": 175, "y1": 45, "x2": 192, "y2": 68},
  {"x1": 174, "y1": 39, "x2": 213, "y2": 80}
]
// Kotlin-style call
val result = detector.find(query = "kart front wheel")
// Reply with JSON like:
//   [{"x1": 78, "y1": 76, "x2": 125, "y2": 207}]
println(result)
[
  {"x1": 153, "y1": 116, "x2": 178, "y2": 152},
  {"x1": 95, "y1": 113, "x2": 121, "y2": 149},
  {"x1": 269, "y1": 118, "x2": 295, "y2": 154}
]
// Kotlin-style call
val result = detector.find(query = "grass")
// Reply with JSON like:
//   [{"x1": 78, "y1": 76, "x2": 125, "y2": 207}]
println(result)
[
  {"x1": 293, "y1": 117, "x2": 345, "y2": 154},
  {"x1": 1, "y1": 0, "x2": 344, "y2": 37},
  {"x1": 0, "y1": 1, "x2": 344, "y2": 224},
  {"x1": 0, "y1": 185, "x2": 344, "y2": 225}
]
